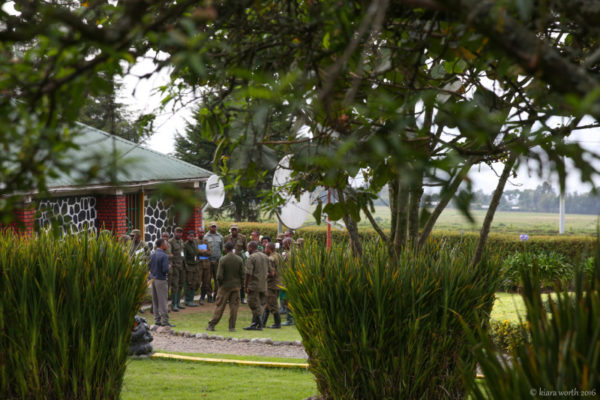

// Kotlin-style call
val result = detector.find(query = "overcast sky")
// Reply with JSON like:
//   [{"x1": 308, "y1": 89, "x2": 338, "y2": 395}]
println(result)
[{"x1": 121, "y1": 61, "x2": 600, "y2": 195}]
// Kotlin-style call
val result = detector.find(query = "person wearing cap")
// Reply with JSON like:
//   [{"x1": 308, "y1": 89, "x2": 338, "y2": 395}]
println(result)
[
  {"x1": 130, "y1": 229, "x2": 150, "y2": 259},
  {"x1": 183, "y1": 230, "x2": 201, "y2": 307},
  {"x1": 206, "y1": 241, "x2": 244, "y2": 332},
  {"x1": 205, "y1": 221, "x2": 224, "y2": 303},
  {"x1": 243, "y1": 241, "x2": 269, "y2": 330},
  {"x1": 196, "y1": 228, "x2": 212, "y2": 305},
  {"x1": 168, "y1": 227, "x2": 187, "y2": 311},
  {"x1": 225, "y1": 223, "x2": 248, "y2": 303}
]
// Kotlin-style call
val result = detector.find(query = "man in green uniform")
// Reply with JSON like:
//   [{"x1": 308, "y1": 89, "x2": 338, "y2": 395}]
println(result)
[
  {"x1": 196, "y1": 228, "x2": 212, "y2": 305},
  {"x1": 167, "y1": 227, "x2": 186, "y2": 311},
  {"x1": 205, "y1": 222, "x2": 224, "y2": 303},
  {"x1": 183, "y1": 230, "x2": 200, "y2": 307},
  {"x1": 224, "y1": 223, "x2": 248, "y2": 303},
  {"x1": 206, "y1": 242, "x2": 244, "y2": 332},
  {"x1": 130, "y1": 229, "x2": 150, "y2": 260},
  {"x1": 262, "y1": 242, "x2": 283, "y2": 328},
  {"x1": 243, "y1": 241, "x2": 270, "y2": 330}
]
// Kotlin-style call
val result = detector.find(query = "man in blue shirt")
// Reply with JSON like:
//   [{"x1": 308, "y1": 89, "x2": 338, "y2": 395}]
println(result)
[{"x1": 150, "y1": 238, "x2": 175, "y2": 327}]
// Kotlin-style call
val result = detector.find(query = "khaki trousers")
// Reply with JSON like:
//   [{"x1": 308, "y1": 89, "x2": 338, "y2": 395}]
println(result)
[
  {"x1": 199, "y1": 260, "x2": 212, "y2": 294},
  {"x1": 247, "y1": 290, "x2": 266, "y2": 318},
  {"x1": 208, "y1": 287, "x2": 241, "y2": 330},
  {"x1": 266, "y1": 288, "x2": 280, "y2": 313},
  {"x1": 169, "y1": 265, "x2": 185, "y2": 295}
]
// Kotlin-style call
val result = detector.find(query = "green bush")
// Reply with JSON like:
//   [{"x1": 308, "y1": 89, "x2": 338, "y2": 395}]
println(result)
[
  {"x1": 489, "y1": 319, "x2": 529, "y2": 353},
  {"x1": 467, "y1": 249, "x2": 600, "y2": 399},
  {"x1": 0, "y1": 231, "x2": 148, "y2": 400},
  {"x1": 284, "y1": 240, "x2": 501, "y2": 399},
  {"x1": 500, "y1": 251, "x2": 574, "y2": 290}
]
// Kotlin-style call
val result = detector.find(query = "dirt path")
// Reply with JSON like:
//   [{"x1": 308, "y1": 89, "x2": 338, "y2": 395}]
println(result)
[{"x1": 151, "y1": 331, "x2": 308, "y2": 359}]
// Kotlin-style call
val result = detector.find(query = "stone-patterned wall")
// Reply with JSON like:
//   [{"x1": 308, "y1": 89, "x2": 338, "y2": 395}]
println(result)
[
  {"x1": 37, "y1": 196, "x2": 97, "y2": 234},
  {"x1": 144, "y1": 197, "x2": 175, "y2": 244}
]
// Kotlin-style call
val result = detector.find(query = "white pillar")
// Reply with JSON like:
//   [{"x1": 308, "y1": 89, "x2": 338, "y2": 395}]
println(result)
[{"x1": 559, "y1": 192, "x2": 565, "y2": 234}]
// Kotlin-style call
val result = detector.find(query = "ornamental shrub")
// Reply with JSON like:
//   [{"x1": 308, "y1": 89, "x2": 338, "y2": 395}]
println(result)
[
  {"x1": 466, "y1": 247, "x2": 600, "y2": 399},
  {"x1": 500, "y1": 251, "x2": 574, "y2": 290},
  {"x1": 0, "y1": 231, "x2": 148, "y2": 400},
  {"x1": 284, "y1": 240, "x2": 501, "y2": 399},
  {"x1": 489, "y1": 320, "x2": 529, "y2": 353}
]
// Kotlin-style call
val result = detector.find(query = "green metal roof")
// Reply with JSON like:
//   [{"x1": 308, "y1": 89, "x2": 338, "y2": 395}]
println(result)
[{"x1": 47, "y1": 122, "x2": 212, "y2": 190}]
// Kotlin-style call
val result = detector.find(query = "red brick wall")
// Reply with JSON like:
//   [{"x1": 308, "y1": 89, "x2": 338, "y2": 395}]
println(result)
[
  {"x1": 1, "y1": 205, "x2": 35, "y2": 235},
  {"x1": 182, "y1": 203, "x2": 202, "y2": 241},
  {"x1": 96, "y1": 195, "x2": 127, "y2": 237}
]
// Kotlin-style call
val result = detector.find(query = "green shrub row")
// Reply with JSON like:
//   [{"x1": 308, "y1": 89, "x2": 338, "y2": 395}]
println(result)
[
  {"x1": 284, "y1": 239, "x2": 501, "y2": 399},
  {"x1": 0, "y1": 231, "x2": 148, "y2": 400},
  {"x1": 220, "y1": 222, "x2": 597, "y2": 264}
]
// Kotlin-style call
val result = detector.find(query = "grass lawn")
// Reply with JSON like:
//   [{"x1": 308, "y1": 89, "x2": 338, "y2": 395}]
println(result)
[
  {"x1": 122, "y1": 358, "x2": 316, "y2": 400},
  {"x1": 152, "y1": 304, "x2": 302, "y2": 342},
  {"x1": 147, "y1": 292, "x2": 528, "y2": 347}
]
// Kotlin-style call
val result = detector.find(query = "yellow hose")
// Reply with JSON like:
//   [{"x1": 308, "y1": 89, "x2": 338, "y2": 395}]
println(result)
[{"x1": 152, "y1": 352, "x2": 309, "y2": 369}]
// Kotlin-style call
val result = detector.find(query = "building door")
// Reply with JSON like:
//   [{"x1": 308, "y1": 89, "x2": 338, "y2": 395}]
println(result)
[{"x1": 125, "y1": 192, "x2": 143, "y2": 234}]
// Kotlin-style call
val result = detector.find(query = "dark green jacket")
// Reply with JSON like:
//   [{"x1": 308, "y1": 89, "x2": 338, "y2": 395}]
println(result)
[
  {"x1": 217, "y1": 252, "x2": 244, "y2": 290},
  {"x1": 168, "y1": 238, "x2": 186, "y2": 268},
  {"x1": 245, "y1": 251, "x2": 269, "y2": 293},
  {"x1": 184, "y1": 240, "x2": 199, "y2": 267}
]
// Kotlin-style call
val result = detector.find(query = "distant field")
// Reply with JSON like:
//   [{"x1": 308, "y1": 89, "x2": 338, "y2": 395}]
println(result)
[
  {"x1": 247, "y1": 206, "x2": 598, "y2": 235},
  {"x1": 359, "y1": 207, "x2": 599, "y2": 235}
]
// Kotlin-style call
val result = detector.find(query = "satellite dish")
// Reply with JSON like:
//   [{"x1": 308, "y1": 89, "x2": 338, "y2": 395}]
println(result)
[
  {"x1": 205, "y1": 175, "x2": 225, "y2": 208},
  {"x1": 273, "y1": 155, "x2": 311, "y2": 229}
]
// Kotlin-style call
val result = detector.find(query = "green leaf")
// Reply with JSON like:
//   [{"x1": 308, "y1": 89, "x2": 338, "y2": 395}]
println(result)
[
  {"x1": 322, "y1": 32, "x2": 330, "y2": 50},
  {"x1": 313, "y1": 201, "x2": 323, "y2": 225}
]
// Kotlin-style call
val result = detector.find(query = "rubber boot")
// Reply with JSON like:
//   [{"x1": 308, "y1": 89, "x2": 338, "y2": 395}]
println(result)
[
  {"x1": 185, "y1": 288, "x2": 197, "y2": 307},
  {"x1": 171, "y1": 293, "x2": 179, "y2": 312},
  {"x1": 176, "y1": 291, "x2": 185, "y2": 309},
  {"x1": 199, "y1": 290, "x2": 206, "y2": 305},
  {"x1": 282, "y1": 312, "x2": 294, "y2": 326},
  {"x1": 269, "y1": 313, "x2": 281, "y2": 329},
  {"x1": 243, "y1": 315, "x2": 262, "y2": 331},
  {"x1": 261, "y1": 310, "x2": 270, "y2": 328},
  {"x1": 208, "y1": 293, "x2": 215, "y2": 303}
]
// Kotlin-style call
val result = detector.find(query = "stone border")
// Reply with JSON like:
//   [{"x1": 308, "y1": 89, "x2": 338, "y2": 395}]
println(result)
[{"x1": 150, "y1": 325, "x2": 303, "y2": 347}]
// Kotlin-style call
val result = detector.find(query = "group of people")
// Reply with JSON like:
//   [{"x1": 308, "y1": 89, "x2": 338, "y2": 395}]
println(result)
[{"x1": 144, "y1": 222, "x2": 300, "y2": 331}]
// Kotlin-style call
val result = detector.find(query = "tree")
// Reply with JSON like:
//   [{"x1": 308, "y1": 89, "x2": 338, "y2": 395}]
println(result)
[
  {"x1": 78, "y1": 75, "x2": 155, "y2": 143},
  {"x1": 174, "y1": 107, "x2": 268, "y2": 221},
  {"x1": 0, "y1": 0, "x2": 211, "y2": 224},
  {"x1": 161, "y1": 0, "x2": 600, "y2": 255}
]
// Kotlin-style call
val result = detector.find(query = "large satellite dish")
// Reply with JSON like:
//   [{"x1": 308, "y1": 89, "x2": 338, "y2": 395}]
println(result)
[
  {"x1": 205, "y1": 175, "x2": 225, "y2": 208},
  {"x1": 273, "y1": 155, "x2": 311, "y2": 229}
]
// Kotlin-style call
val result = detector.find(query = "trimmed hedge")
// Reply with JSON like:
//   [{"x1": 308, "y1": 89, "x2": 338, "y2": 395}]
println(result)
[{"x1": 217, "y1": 222, "x2": 597, "y2": 264}]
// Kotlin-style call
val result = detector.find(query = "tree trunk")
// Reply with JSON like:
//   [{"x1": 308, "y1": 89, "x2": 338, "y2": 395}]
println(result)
[
  {"x1": 408, "y1": 172, "x2": 424, "y2": 245},
  {"x1": 394, "y1": 174, "x2": 409, "y2": 254},
  {"x1": 471, "y1": 153, "x2": 517, "y2": 266},
  {"x1": 337, "y1": 189, "x2": 363, "y2": 257},
  {"x1": 418, "y1": 158, "x2": 477, "y2": 248},
  {"x1": 388, "y1": 176, "x2": 398, "y2": 245}
]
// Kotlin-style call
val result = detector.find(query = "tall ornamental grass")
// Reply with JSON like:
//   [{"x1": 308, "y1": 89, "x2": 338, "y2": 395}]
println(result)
[
  {"x1": 0, "y1": 231, "x2": 148, "y2": 400},
  {"x1": 284, "y1": 240, "x2": 501, "y2": 399},
  {"x1": 467, "y1": 247, "x2": 600, "y2": 399}
]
